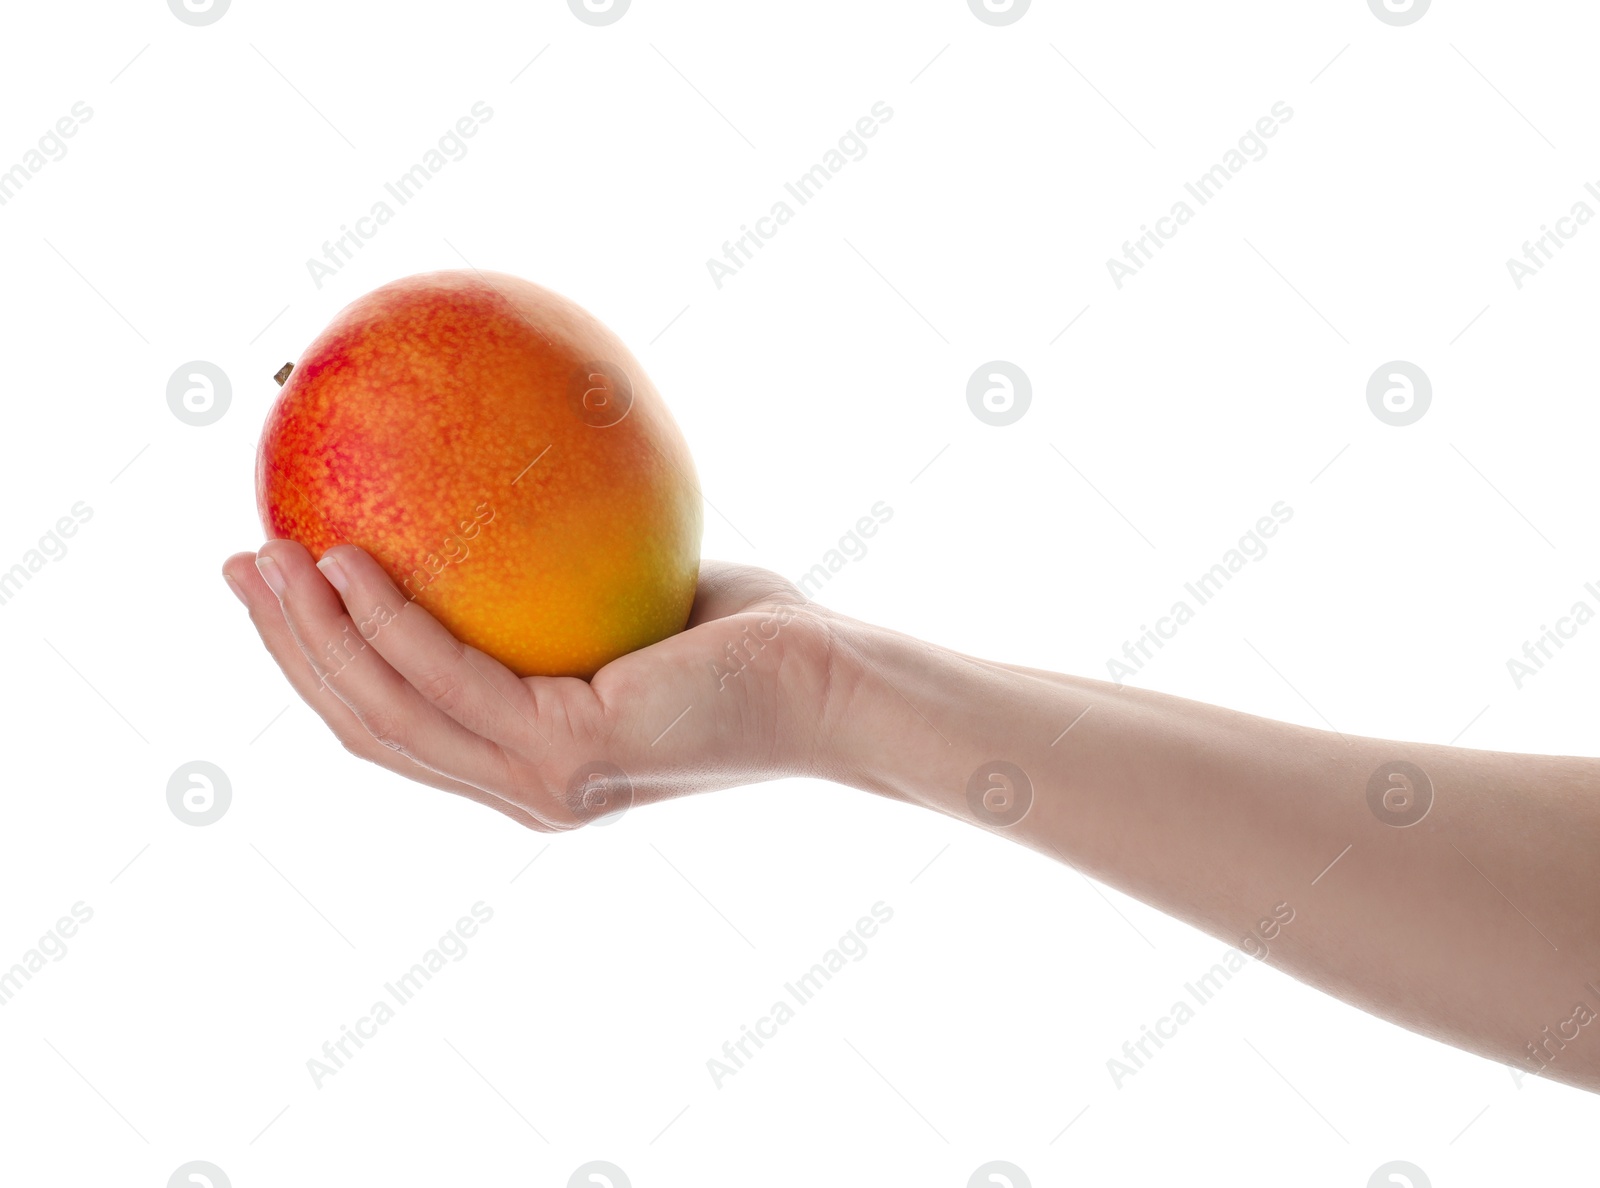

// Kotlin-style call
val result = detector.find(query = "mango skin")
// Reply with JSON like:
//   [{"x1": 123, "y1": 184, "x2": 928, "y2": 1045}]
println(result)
[{"x1": 256, "y1": 270, "x2": 703, "y2": 679}]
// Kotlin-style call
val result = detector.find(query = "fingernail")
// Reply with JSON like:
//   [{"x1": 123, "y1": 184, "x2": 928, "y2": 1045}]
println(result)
[
  {"x1": 255, "y1": 554, "x2": 287, "y2": 597},
  {"x1": 316, "y1": 553, "x2": 349, "y2": 594},
  {"x1": 223, "y1": 574, "x2": 248, "y2": 606}
]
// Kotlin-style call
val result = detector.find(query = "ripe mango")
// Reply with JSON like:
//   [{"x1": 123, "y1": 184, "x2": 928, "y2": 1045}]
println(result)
[{"x1": 257, "y1": 270, "x2": 703, "y2": 678}]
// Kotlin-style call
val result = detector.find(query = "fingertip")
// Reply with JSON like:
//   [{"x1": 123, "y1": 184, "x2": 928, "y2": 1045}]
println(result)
[
  {"x1": 223, "y1": 552, "x2": 269, "y2": 608},
  {"x1": 314, "y1": 549, "x2": 347, "y2": 592},
  {"x1": 319, "y1": 542, "x2": 361, "y2": 570},
  {"x1": 322, "y1": 542, "x2": 381, "y2": 572},
  {"x1": 257, "y1": 537, "x2": 311, "y2": 567},
  {"x1": 222, "y1": 552, "x2": 290, "y2": 636},
  {"x1": 222, "y1": 551, "x2": 258, "y2": 586},
  {"x1": 324, "y1": 544, "x2": 406, "y2": 602}
]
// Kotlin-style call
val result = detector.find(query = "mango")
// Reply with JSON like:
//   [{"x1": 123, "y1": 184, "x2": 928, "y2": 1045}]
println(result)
[{"x1": 256, "y1": 270, "x2": 703, "y2": 678}]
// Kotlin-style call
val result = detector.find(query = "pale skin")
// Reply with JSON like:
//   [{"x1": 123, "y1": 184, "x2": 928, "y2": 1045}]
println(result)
[{"x1": 224, "y1": 542, "x2": 1600, "y2": 1094}]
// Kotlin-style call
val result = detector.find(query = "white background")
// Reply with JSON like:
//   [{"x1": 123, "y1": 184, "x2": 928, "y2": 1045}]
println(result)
[{"x1": 1, "y1": 0, "x2": 1596, "y2": 1184}]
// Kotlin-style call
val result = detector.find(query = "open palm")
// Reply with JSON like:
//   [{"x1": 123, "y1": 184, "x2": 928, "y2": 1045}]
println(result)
[{"x1": 223, "y1": 541, "x2": 836, "y2": 830}]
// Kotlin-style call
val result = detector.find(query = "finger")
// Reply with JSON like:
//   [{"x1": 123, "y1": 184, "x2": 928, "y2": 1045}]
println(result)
[
  {"x1": 253, "y1": 540, "x2": 529, "y2": 806},
  {"x1": 314, "y1": 544, "x2": 548, "y2": 752},
  {"x1": 224, "y1": 552, "x2": 557, "y2": 831}
]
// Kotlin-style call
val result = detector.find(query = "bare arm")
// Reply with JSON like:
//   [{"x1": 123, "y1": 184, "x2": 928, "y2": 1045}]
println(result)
[
  {"x1": 225, "y1": 543, "x2": 1600, "y2": 1093},
  {"x1": 823, "y1": 617, "x2": 1600, "y2": 1093}
]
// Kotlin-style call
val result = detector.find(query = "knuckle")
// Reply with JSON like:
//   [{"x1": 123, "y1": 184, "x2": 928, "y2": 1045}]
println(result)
[
  {"x1": 360, "y1": 708, "x2": 412, "y2": 754},
  {"x1": 413, "y1": 664, "x2": 466, "y2": 714}
]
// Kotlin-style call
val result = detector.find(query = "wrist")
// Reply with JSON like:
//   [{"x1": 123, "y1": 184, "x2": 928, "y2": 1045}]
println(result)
[{"x1": 813, "y1": 615, "x2": 1022, "y2": 815}]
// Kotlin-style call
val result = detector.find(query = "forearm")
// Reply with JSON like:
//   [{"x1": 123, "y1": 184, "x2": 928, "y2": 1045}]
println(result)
[{"x1": 820, "y1": 615, "x2": 1600, "y2": 1092}]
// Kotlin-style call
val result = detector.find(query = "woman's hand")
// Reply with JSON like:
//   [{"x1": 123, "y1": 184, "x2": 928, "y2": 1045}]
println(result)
[{"x1": 222, "y1": 541, "x2": 845, "y2": 831}]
